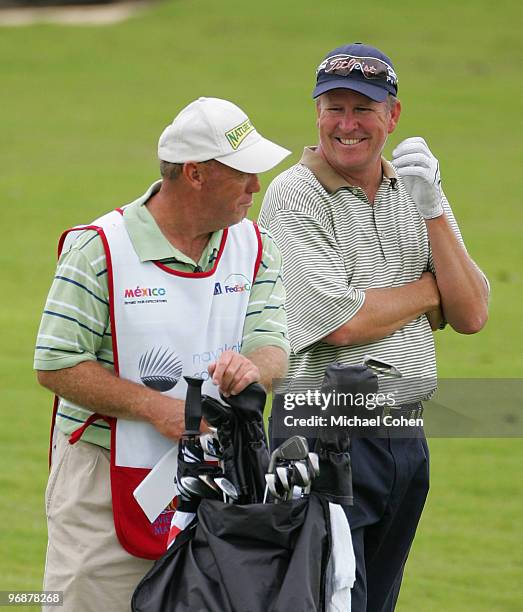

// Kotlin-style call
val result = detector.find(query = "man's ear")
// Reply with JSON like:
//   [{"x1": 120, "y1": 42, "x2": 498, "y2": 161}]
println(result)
[
  {"x1": 388, "y1": 98, "x2": 401, "y2": 134},
  {"x1": 182, "y1": 161, "x2": 204, "y2": 189}
]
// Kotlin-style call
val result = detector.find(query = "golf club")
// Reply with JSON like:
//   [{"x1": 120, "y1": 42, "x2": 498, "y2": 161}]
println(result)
[
  {"x1": 179, "y1": 476, "x2": 222, "y2": 500},
  {"x1": 214, "y1": 477, "x2": 239, "y2": 502},
  {"x1": 268, "y1": 435, "x2": 309, "y2": 473}
]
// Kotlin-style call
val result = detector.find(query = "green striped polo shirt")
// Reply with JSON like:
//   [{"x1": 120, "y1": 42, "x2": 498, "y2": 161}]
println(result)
[
  {"x1": 35, "y1": 181, "x2": 289, "y2": 448},
  {"x1": 259, "y1": 147, "x2": 475, "y2": 401}
]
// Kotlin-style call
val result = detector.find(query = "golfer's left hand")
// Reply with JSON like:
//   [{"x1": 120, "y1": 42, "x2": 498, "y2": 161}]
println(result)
[
  {"x1": 392, "y1": 137, "x2": 444, "y2": 219},
  {"x1": 208, "y1": 350, "x2": 260, "y2": 397}
]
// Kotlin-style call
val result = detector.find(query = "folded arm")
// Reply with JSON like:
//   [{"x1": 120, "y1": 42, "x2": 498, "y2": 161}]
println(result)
[
  {"x1": 324, "y1": 272, "x2": 441, "y2": 346},
  {"x1": 392, "y1": 136, "x2": 489, "y2": 334},
  {"x1": 426, "y1": 214, "x2": 488, "y2": 334}
]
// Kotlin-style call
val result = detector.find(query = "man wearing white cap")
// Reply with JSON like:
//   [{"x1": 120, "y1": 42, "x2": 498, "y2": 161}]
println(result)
[{"x1": 35, "y1": 97, "x2": 291, "y2": 612}]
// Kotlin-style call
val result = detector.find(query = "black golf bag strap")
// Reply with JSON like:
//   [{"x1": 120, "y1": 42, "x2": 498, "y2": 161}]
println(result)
[{"x1": 183, "y1": 376, "x2": 204, "y2": 435}]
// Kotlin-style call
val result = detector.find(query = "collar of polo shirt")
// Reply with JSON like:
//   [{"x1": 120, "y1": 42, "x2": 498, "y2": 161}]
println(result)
[{"x1": 299, "y1": 146, "x2": 397, "y2": 193}]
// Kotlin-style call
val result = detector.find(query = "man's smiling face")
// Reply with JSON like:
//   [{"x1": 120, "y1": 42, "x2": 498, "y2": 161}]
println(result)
[{"x1": 316, "y1": 89, "x2": 400, "y2": 181}]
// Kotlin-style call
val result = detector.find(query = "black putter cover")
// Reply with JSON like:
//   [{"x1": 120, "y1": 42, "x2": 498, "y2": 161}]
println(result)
[
  {"x1": 321, "y1": 362, "x2": 379, "y2": 421},
  {"x1": 219, "y1": 383, "x2": 269, "y2": 503},
  {"x1": 201, "y1": 395, "x2": 232, "y2": 427},
  {"x1": 220, "y1": 382, "x2": 267, "y2": 423},
  {"x1": 311, "y1": 362, "x2": 379, "y2": 506},
  {"x1": 200, "y1": 396, "x2": 241, "y2": 495}
]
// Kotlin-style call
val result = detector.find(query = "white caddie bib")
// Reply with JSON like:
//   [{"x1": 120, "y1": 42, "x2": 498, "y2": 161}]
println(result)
[{"x1": 56, "y1": 208, "x2": 262, "y2": 558}]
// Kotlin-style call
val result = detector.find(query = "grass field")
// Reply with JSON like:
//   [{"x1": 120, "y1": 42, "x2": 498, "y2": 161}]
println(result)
[{"x1": 1, "y1": 0, "x2": 522, "y2": 609}]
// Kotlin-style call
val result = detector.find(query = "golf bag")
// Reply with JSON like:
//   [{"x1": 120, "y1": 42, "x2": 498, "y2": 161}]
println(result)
[
  {"x1": 132, "y1": 495, "x2": 335, "y2": 612},
  {"x1": 131, "y1": 364, "x2": 375, "y2": 612}
]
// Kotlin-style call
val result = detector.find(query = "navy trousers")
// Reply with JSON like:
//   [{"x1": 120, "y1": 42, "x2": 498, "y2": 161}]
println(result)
[{"x1": 346, "y1": 433, "x2": 430, "y2": 612}]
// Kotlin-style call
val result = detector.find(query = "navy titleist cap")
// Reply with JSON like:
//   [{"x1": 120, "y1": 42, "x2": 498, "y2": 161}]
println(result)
[{"x1": 313, "y1": 42, "x2": 398, "y2": 102}]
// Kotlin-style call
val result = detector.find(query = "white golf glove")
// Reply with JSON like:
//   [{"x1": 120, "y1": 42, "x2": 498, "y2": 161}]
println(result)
[{"x1": 391, "y1": 137, "x2": 444, "y2": 219}]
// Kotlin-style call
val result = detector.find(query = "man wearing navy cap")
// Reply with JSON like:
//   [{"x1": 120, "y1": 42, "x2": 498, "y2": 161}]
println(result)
[{"x1": 260, "y1": 43, "x2": 489, "y2": 610}]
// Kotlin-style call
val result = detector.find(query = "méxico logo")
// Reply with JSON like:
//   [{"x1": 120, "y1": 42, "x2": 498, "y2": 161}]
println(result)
[
  {"x1": 123, "y1": 286, "x2": 167, "y2": 305},
  {"x1": 214, "y1": 273, "x2": 252, "y2": 296},
  {"x1": 225, "y1": 119, "x2": 255, "y2": 150},
  {"x1": 124, "y1": 287, "x2": 166, "y2": 298}
]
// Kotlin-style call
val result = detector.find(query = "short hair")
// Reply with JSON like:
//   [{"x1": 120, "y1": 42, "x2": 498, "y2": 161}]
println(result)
[
  {"x1": 159, "y1": 160, "x2": 183, "y2": 181},
  {"x1": 386, "y1": 94, "x2": 398, "y2": 112}
]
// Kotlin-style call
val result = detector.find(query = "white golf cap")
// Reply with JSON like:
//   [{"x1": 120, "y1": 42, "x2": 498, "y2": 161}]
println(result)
[{"x1": 158, "y1": 97, "x2": 291, "y2": 173}]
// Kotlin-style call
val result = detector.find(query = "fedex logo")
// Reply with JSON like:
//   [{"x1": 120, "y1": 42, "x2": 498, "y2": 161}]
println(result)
[{"x1": 213, "y1": 274, "x2": 251, "y2": 296}]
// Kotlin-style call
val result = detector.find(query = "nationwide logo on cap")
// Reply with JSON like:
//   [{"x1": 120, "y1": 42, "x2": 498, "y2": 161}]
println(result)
[{"x1": 225, "y1": 119, "x2": 255, "y2": 150}]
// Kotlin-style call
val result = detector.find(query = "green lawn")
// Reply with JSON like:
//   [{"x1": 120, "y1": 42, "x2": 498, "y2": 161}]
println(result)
[{"x1": 1, "y1": 0, "x2": 522, "y2": 609}]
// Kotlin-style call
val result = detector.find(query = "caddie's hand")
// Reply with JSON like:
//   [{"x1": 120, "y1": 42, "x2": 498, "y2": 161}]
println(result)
[
  {"x1": 150, "y1": 397, "x2": 186, "y2": 440},
  {"x1": 392, "y1": 137, "x2": 444, "y2": 219},
  {"x1": 208, "y1": 350, "x2": 260, "y2": 397},
  {"x1": 151, "y1": 398, "x2": 212, "y2": 440}
]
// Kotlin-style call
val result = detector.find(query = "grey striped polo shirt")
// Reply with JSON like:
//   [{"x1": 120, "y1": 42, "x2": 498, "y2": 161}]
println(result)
[{"x1": 259, "y1": 147, "x2": 465, "y2": 401}]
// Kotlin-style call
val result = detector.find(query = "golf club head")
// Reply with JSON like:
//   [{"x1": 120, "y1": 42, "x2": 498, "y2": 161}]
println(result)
[
  {"x1": 199, "y1": 474, "x2": 222, "y2": 494},
  {"x1": 362, "y1": 354, "x2": 403, "y2": 378},
  {"x1": 179, "y1": 476, "x2": 221, "y2": 500},
  {"x1": 291, "y1": 485, "x2": 303, "y2": 500},
  {"x1": 264, "y1": 473, "x2": 286, "y2": 502},
  {"x1": 291, "y1": 461, "x2": 311, "y2": 488},
  {"x1": 214, "y1": 477, "x2": 239, "y2": 501},
  {"x1": 200, "y1": 433, "x2": 222, "y2": 459},
  {"x1": 275, "y1": 465, "x2": 291, "y2": 492},
  {"x1": 269, "y1": 435, "x2": 309, "y2": 472},
  {"x1": 307, "y1": 452, "x2": 320, "y2": 477},
  {"x1": 178, "y1": 476, "x2": 207, "y2": 498},
  {"x1": 180, "y1": 439, "x2": 205, "y2": 464}
]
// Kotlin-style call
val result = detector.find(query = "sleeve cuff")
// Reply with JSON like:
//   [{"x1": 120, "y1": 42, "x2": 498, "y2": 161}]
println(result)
[
  {"x1": 241, "y1": 335, "x2": 290, "y2": 357},
  {"x1": 290, "y1": 288, "x2": 366, "y2": 354},
  {"x1": 34, "y1": 353, "x2": 97, "y2": 371}
]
